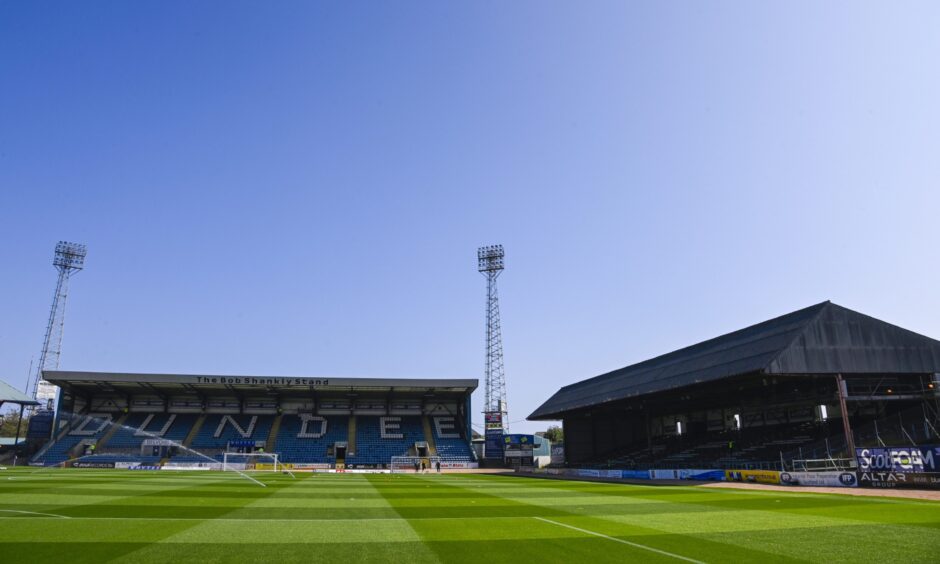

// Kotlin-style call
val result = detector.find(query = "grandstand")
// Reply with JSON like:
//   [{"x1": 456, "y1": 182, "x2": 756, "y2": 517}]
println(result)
[
  {"x1": 29, "y1": 372, "x2": 478, "y2": 470},
  {"x1": 530, "y1": 301, "x2": 940, "y2": 471}
]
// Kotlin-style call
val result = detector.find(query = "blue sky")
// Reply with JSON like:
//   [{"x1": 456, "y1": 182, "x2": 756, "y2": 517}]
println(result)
[{"x1": 1, "y1": 3, "x2": 939, "y2": 433}]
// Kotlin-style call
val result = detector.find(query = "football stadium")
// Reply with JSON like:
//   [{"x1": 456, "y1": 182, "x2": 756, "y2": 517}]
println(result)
[
  {"x1": 2, "y1": 301, "x2": 939, "y2": 562},
  {"x1": 6, "y1": 1, "x2": 940, "y2": 562}
]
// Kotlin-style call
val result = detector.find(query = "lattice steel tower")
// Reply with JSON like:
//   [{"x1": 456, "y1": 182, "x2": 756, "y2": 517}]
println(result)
[
  {"x1": 31, "y1": 241, "x2": 87, "y2": 408},
  {"x1": 478, "y1": 245, "x2": 508, "y2": 428}
]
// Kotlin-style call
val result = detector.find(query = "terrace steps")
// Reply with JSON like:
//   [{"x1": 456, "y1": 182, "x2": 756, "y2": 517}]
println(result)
[
  {"x1": 266, "y1": 414, "x2": 282, "y2": 451},
  {"x1": 181, "y1": 414, "x2": 206, "y2": 448},
  {"x1": 422, "y1": 416, "x2": 438, "y2": 456},
  {"x1": 95, "y1": 412, "x2": 127, "y2": 449},
  {"x1": 347, "y1": 416, "x2": 357, "y2": 456}
]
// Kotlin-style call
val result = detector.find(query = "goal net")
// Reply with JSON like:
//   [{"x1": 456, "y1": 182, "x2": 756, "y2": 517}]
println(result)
[
  {"x1": 222, "y1": 452, "x2": 281, "y2": 472},
  {"x1": 390, "y1": 456, "x2": 442, "y2": 473}
]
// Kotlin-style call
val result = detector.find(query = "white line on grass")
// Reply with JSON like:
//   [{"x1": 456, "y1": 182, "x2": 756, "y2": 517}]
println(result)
[
  {"x1": 0, "y1": 515, "x2": 535, "y2": 523},
  {"x1": 0, "y1": 509, "x2": 71, "y2": 519},
  {"x1": 533, "y1": 516, "x2": 705, "y2": 564}
]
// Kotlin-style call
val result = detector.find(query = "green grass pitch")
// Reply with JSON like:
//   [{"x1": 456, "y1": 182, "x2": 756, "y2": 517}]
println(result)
[{"x1": 1, "y1": 468, "x2": 938, "y2": 563}]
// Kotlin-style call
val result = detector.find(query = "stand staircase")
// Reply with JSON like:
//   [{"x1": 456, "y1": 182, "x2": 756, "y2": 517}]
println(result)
[
  {"x1": 266, "y1": 414, "x2": 283, "y2": 452},
  {"x1": 159, "y1": 413, "x2": 205, "y2": 466},
  {"x1": 94, "y1": 412, "x2": 127, "y2": 449},
  {"x1": 421, "y1": 416, "x2": 438, "y2": 456}
]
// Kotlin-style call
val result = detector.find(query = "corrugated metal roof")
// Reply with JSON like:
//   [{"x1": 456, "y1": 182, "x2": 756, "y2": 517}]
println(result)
[
  {"x1": 0, "y1": 380, "x2": 38, "y2": 406},
  {"x1": 529, "y1": 302, "x2": 940, "y2": 420}
]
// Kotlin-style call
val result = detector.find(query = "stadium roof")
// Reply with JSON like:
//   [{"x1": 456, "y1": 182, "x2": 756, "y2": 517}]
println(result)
[
  {"x1": 529, "y1": 301, "x2": 940, "y2": 420},
  {"x1": 43, "y1": 371, "x2": 477, "y2": 397},
  {"x1": 0, "y1": 380, "x2": 39, "y2": 408}
]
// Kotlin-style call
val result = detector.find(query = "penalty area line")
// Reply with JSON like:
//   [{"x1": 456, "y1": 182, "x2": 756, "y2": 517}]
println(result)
[{"x1": 533, "y1": 517, "x2": 705, "y2": 564}]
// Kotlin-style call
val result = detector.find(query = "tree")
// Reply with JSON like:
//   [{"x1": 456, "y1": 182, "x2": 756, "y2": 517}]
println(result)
[
  {"x1": 544, "y1": 425, "x2": 563, "y2": 443},
  {"x1": 0, "y1": 408, "x2": 29, "y2": 437}
]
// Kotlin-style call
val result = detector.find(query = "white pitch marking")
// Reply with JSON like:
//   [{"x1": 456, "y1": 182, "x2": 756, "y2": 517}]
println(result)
[
  {"x1": 0, "y1": 509, "x2": 71, "y2": 519},
  {"x1": 533, "y1": 516, "x2": 705, "y2": 564},
  {"x1": 0, "y1": 515, "x2": 521, "y2": 523}
]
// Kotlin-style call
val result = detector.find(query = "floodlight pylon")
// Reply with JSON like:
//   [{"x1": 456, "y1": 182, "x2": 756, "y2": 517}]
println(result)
[
  {"x1": 478, "y1": 245, "x2": 507, "y2": 429},
  {"x1": 31, "y1": 241, "x2": 87, "y2": 407}
]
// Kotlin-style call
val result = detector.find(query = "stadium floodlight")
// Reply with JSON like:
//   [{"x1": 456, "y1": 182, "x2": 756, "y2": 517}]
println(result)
[
  {"x1": 477, "y1": 245, "x2": 504, "y2": 272},
  {"x1": 53, "y1": 241, "x2": 87, "y2": 269},
  {"x1": 31, "y1": 241, "x2": 88, "y2": 406}
]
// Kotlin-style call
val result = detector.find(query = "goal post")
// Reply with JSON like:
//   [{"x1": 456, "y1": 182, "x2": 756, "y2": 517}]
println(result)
[
  {"x1": 222, "y1": 452, "x2": 281, "y2": 472},
  {"x1": 390, "y1": 456, "x2": 442, "y2": 473}
]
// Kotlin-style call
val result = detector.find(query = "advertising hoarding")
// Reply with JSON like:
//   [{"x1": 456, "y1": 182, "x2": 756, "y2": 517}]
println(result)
[
  {"x1": 725, "y1": 469, "x2": 781, "y2": 485},
  {"x1": 291, "y1": 463, "x2": 332, "y2": 470},
  {"x1": 440, "y1": 461, "x2": 479, "y2": 469},
  {"x1": 856, "y1": 446, "x2": 939, "y2": 473},
  {"x1": 780, "y1": 471, "x2": 858, "y2": 487},
  {"x1": 72, "y1": 461, "x2": 115, "y2": 469},
  {"x1": 858, "y1": 470, "x2": 940, "y2": 489},
  {"x1": 651, "y1": 469, "x2": 725, "y2": 481}
]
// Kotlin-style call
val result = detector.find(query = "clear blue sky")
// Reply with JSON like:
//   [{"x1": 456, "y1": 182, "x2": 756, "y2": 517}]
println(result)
[{"x1": 2, "y1": 3, "x2": 938, "y2": 433}]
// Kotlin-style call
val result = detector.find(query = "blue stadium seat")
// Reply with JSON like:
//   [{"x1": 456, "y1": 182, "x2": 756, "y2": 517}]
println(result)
[
  {"x1": 72, "y1": 453, "x2": 163, "y2": 465},
  {"x1": 347, "y1": 416, "x2": 423, "y2": 466},
  {"x1": 182, "y1": 414, "x2": 275, "y2": 461},
  {"x1": 32, "y1": 412, "x2": 117, "y2": 466},
  {"x1": 430, "y1": 416, "x2": 475, "y2": 462},
  {"x1": 275, "y1": 415, "x2": 348, "y2": 464},
  {"x1": 104, "y1": 413, "x2": 197, "y2": 450}
]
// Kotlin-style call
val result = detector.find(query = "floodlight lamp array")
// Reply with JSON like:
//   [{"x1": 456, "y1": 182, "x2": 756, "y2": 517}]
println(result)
[
  {"x1": 477, "y1": 245, "x2": 505, "y2": 272},
  {"x1": 53, "y1": 241, "x2": 87, "y2": 269}
]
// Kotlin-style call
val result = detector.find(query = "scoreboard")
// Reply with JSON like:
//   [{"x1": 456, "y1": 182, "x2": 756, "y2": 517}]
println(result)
[
  {"x1": 503, "y1": 434, "x2": 535, "y2": 466},
  {"x1": 484, "y1": 411, "x2": 505, "y2": 460}
]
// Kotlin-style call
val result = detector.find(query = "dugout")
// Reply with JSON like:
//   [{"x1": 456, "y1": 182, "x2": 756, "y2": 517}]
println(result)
[{"x1": 529, "y1": 302, "x2": 940, "y2": 469}]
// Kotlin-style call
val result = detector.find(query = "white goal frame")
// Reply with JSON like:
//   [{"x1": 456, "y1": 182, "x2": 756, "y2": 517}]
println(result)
[
  {"x1": 390, "y1": 456, "x2": 442, "y2": 473},
  {"x1": 222, "y1": 452, "x2": 281, "y2": 472}
]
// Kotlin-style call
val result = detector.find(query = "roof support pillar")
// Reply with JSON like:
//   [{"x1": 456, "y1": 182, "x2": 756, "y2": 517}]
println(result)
[
  {"x1": 835, "y1": 373, "x2": 856, "y2": 460},
  {"x1": 590, "y1": 415, "x2": 597, "y2": 461},
  {"x1": 13, "y1": 404, "x2": 25, "y2": 460},
  {"x1": 561, "y1": 418, "x2": 568, "y2": 465}
]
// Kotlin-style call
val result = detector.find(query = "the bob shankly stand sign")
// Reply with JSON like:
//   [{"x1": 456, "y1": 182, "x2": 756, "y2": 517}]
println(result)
[{"x1": 193, "y1": 376, "x2": 331, "y2": 387}]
